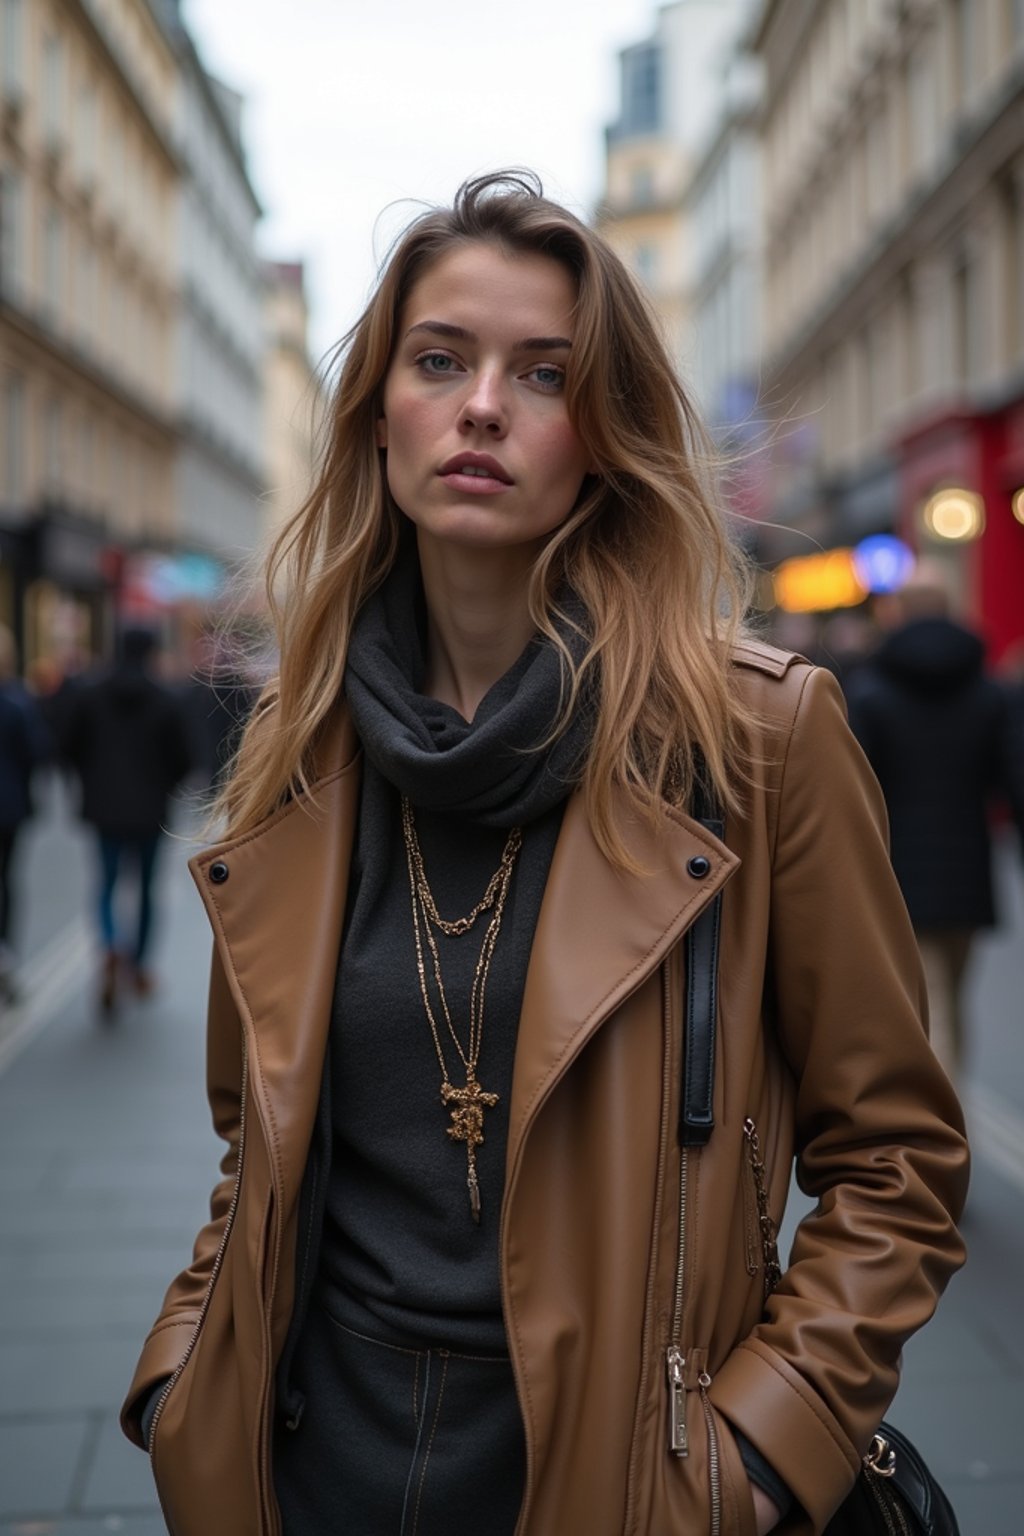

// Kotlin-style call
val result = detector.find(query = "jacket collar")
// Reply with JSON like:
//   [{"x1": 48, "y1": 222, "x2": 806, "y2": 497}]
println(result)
[
  {"x1": 190, "y1": 701, "x2": 738, "y2": 1188},
  {"x1": 507, "y1": 784, "x2": 737, "y2": 1177}
]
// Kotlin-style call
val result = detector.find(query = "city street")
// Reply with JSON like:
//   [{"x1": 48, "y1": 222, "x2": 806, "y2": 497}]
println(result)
[{"x1": 0, "y1": 785, "x2": 1022, "y2": 1534}]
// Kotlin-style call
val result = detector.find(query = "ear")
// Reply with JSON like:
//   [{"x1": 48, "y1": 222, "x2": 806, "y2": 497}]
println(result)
[{"x1": 376, "y1": 417, "x2": 388, "y2": 449}]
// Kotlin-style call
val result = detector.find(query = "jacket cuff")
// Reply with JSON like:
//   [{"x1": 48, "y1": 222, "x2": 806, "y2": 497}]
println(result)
[
  {"x1": 709, "y1": 1340, "x2": 859, "y2": 1531},
  {"x1": 120, "y1": 1316, "x2": 198, "y2": 1448}
]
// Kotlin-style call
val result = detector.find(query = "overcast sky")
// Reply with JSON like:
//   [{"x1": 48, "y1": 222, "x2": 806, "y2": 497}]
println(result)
[{"x1": 182, "y1": 0, "x2": 662, "y2": 360}]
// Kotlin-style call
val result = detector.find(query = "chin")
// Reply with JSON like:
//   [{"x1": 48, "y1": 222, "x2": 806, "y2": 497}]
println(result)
[{"x1": 411, "y1": 511, "x2": 553, "y2": 554}]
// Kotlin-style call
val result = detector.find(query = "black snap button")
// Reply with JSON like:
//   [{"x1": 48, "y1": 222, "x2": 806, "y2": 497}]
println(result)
[
  {"x1": 687, "y1": 855, "x2": 711, "y2": 879},
  {"x1": 209, "y1": 860, "x2": 229, "y2": 884}
]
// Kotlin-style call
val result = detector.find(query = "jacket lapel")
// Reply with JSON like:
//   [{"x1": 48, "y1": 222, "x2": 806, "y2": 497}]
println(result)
[
  {"x1": 189, "y1": 700, "x2": 738, "y2": 1204},
  {"x1": 189, "y1": 711, "x2": 362, "y2": 1205},
  {"x1": 506, "y1": 786, "x2": 738, "y2": 1180}
]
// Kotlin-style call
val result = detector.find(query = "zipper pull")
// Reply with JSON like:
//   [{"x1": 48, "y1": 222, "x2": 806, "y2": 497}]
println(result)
[{"x1": 666, "y1": 1345, "x2": 688, "y2": 1456}]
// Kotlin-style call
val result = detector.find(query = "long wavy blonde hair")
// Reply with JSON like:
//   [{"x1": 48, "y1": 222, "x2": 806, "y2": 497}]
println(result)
[{"x1": 223, "y1": 171, "x2": 757, "y2": 867}]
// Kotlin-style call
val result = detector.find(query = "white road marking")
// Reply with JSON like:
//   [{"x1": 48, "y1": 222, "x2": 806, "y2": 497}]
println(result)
[{"x1": 0, "y1": 917, "x2": 94, "y2": 1076}]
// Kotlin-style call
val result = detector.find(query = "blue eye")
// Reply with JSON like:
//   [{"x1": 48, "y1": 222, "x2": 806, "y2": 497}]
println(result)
[
  {"x1": 417, "y1": 351, "x2": 459, "y2": 375},
  {"x1": 529, "y1": 365, "x2": 565, "y2": 391}
]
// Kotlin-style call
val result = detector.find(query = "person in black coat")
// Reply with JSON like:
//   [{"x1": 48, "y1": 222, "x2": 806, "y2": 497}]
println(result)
[
  {"x1": 0, "y1": 680, "x2": 40, "y2": 1006},
  {"x1": 846, "y1": 572, "x2": 1024, "y2": 1081},
  {"x1": 64, "y1": 626, "x2": 194, "y2": 1013}
]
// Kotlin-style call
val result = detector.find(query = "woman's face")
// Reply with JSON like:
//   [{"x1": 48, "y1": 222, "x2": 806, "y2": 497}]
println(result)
[{"x1": 379, "y1": 242, "x2": 593, "y2": 557}]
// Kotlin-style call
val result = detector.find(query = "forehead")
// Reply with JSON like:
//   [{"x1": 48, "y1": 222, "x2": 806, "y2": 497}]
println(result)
[{"x1": 400, "y1": 242, "x2": 577, "y2": 337}]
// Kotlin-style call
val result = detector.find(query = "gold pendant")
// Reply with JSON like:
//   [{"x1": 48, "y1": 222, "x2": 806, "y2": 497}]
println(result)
[{"x1": 441, "y1": 1077, "x2": 498, "y2": 1223}]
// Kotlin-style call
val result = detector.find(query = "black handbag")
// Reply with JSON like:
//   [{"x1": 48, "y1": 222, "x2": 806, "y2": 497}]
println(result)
[
  {"x1": 682, "y1": 792, "x2": 961, "y2": 1536},
  {"x1": 822, "y1": 1420, "x2": 960, "y2": 1535}
]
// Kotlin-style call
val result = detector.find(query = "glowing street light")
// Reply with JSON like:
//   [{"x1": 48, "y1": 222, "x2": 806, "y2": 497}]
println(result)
[{"x1": 921, "y1": 487, "x2": 985, "y2": 542}]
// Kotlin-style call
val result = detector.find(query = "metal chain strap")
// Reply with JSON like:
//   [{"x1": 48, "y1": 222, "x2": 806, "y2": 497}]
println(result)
[{"x1": 742, "y1": 1117, "x2": 783, "y2": 1300}]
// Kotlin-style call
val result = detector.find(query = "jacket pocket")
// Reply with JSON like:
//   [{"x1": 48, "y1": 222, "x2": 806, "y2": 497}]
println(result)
[
  {"x1": 710, "y1": 1401, "x2": 757, "y2": 1536},
  {"x1": 150, "y1": 1183, "x2": 274, "y2": 1536}
]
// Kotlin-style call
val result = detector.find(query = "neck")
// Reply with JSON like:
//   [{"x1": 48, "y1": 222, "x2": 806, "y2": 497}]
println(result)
[{"x1": 416, "y1": 531, "x2": 540, "y2": 722}]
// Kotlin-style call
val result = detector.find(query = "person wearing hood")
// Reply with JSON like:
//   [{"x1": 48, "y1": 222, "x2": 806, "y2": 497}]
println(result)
[
  {"x1": 846, "y1": 566, "x2": 1024, "y2": 1081},
  {"x1": 65, "y1": 625, "x2": 193, "y2": 1013}
]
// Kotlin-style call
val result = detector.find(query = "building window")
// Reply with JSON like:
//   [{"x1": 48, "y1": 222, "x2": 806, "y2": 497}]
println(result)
[
  {"x1": 42, "y1": 31, "x2": 63, "y2": 145},
  {"x1": 2, "y1": 0, "x2": 22, "y2": 98},
  {"x1": 907, "y1": 42, "x2": 937, "y2": 177},
  {"x1": 79, "y1": 417, "x2": 95, "y2": 505},
  {"x1": 908, "y1": 270, "x2": 927, "y2": 395},
  {"x1": 630, "y1": 165, "x2": 655, "y2": 207},
  {"x1": 956, "y1": 0, "x2": 977, "y2": 105},
  {"x1": 866, "y1": 103, "x2": 889, "y2": 221},
  {"x1": 80, "y1": 239, "x2": 97, "y2": 339},
  {"x1": 78, "y1": 78, "x2": 98, "y2": 183},
  {"x1": 0, "y1": 168, "x2": 21, "y2": 296},
  {"x1": 1016, "y1": 189, "x2": 1024, "y2": 359},
  {"x1": 635, "y1": 243, "x2": 657, "y2": 284},
  {"x1": 43, "y1": 205, "x2": 62, "y2": 318},
  {"x1": 43, "y1": 397, "x2": 63, "y2": 493},
  {"x1": 2, "y1": 373, "x2": 25, "y2": 504},
  {"x1": 952, "y1": 255, "x2": 979, "y2": 384},
  {"x1": 619, "y1": 41, "x2": 661, "y2": 136}
]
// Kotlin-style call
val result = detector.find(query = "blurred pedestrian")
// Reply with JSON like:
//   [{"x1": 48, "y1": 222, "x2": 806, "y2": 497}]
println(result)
[
  {"x1": 0, "y1": 625, "x2": 47, "y2": 1004},
  {"x1": 0, "y1": 691, "x2": 38, "y2": 1007},
  {"x1": 847, "y1": 567, "x2": 1024, "y2": 1082},
  {"x1": 27, "y1": 643, "x2": 91, "y2": 770},
  {"x1": 64, "y1": 625, "x2": 193, "y2": 1013},
  {"x1": 120, "y1": 173, "x2": 966, "y2": 1536},
  {"x1": 176, "y1": 631, "x2": 258, "y2": 793},
  {"x1": 0, "y1": 624, "x2": 53, "y2": 767}
]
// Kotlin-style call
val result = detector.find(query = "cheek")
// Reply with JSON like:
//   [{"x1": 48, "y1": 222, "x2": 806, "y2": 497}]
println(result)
[
  {"x1": 536, "y1": 420, "x2": 591, "y2": 494},
  {"x1": 383, "y1": 391, "x2": 442, "y2": 463}
]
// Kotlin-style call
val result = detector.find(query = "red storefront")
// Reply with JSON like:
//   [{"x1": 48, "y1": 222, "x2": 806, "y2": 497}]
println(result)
[{"x1": 896, "y1": 400, "x2": 1024, "y2": 665}]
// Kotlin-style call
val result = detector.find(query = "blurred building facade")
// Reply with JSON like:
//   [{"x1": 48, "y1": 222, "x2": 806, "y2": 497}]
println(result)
[
  {"x1": 172, "y1": 27, "x2": 265, "y2": 569},
  {"x1": 262, "y1": 259, "x2": 322, "y2": 547},
  {"x1": 0, "y1": 0, "x2": 179, "y2": 662},
  {"x1": 0, "y1": 0, "x2": 316, "y2": 673},
  {"x1": 598, "y1": 0, "x2": 753, "y2": 382},
  {"x1": 752, "y1": 0, "x2": 1024, "y2": 659},
  {"x1": 686, "y1": 46, "x2": 763, "y2": 435}
]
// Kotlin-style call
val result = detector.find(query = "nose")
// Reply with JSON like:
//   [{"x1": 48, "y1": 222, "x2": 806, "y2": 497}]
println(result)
[{"x1": 460, "y1": 368, "x2": 507, "y2": 437}]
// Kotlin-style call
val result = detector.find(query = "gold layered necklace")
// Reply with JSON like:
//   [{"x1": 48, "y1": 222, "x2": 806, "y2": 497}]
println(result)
[{"x1": 401, "y1": 795, "x2": 523, "y2": 1224}]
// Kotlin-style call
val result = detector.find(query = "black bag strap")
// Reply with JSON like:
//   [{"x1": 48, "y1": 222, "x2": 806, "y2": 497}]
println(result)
[{"x1": 679, "y1": 769, "x2": 725, "y2": 1147}]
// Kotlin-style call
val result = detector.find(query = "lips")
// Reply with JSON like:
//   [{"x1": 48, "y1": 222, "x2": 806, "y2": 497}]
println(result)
[{"x1": 438, "y1": 452, "x2": 513, "y2": 485}]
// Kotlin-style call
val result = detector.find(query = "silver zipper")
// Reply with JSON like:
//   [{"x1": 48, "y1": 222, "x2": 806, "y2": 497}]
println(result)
[
  {"x1": 698, "y1": 1371, "x2": 721, "y2": 1536},
  {"x1": 148, "y1": 1036, "x2": 249, "y2": 1452},
  {"x1": 665, "y1": 1344, "x2": 688, "y2": 1454},
  {"x1": 665, "y1": 1142, "x2": 690, "y2": 1455}
]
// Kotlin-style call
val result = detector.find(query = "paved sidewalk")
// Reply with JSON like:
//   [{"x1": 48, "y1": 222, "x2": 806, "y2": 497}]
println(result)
[
  {"x1": 0, "y1": 813, "x2": 217, "y2": 1534},
  {"x1": 0, "y1": 808, "x2": 1022, "y2": 1532}
]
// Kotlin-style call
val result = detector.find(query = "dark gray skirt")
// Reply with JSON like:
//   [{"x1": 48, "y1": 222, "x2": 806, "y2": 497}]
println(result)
[{"x1": 273, "y1": 1291, "x2": 526, "y2": 1535}]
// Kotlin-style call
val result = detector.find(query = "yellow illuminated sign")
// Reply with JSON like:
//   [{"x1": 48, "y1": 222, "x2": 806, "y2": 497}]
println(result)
[{"x1": 773, "y1": 549, "x2": 868, "y2": 613}]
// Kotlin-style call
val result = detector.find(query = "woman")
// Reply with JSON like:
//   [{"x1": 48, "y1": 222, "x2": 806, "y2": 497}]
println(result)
[{"x1": 121, "y1": 173, "x2": 967, "y2": 1536}]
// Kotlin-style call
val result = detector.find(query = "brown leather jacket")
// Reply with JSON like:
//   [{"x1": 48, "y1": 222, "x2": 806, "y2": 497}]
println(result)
[{"x1": 121, "y1": 643, "x2": 968, "y2": 1536}]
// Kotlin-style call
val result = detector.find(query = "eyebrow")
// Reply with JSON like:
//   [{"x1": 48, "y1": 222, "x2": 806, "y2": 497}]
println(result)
[{"x1": 406, "y1": 320, "x2": 572, "y2": 351}]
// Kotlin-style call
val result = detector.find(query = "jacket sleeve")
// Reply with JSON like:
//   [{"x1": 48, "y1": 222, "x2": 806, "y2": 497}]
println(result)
[
  {"x1": 711, "y1": 664, "x2": 969, "y2": 1531},
  {"x1": 120, "y1": 945, "x2": 244, "y2": 1447}
]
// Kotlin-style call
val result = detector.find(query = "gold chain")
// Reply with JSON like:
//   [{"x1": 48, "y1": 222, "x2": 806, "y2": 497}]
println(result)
[{"x1": 401, "y1": 796, "x2": 522, "y2": 1222}]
